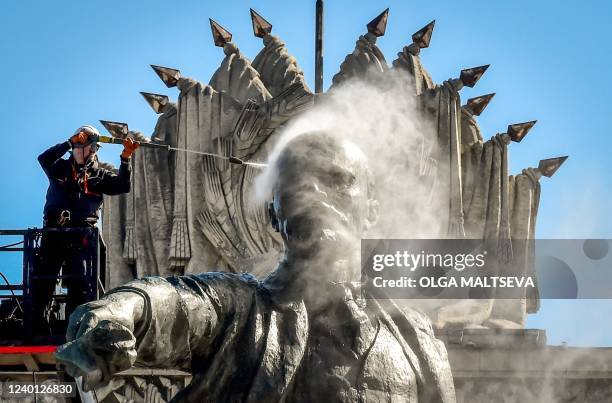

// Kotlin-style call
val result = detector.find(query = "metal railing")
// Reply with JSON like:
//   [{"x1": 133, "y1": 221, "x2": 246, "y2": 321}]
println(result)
[{"x1": 0, "y1": 228, "x2": 106, "y2": 344}]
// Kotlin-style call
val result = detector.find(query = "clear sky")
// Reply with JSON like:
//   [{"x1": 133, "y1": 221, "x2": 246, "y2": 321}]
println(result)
[{"x1": 0, "y1": 0, "x2": 610, "y2": 346}]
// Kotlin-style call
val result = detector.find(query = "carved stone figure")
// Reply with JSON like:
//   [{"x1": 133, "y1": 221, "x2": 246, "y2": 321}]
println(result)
[
  {"x1": 56, "y1": 132, "x2": 456, "y2": 402},
  {"x1": 102, "y1": 17, "x2": 312, "y2": 285},
  {"x1": 99, "y1": 9, "x2": 567, "y2": 332}
]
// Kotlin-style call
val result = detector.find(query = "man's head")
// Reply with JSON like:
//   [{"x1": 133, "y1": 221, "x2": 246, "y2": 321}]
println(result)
[
  {"x1": 71, "y1": 125, "x2": 100, "y2": 165},
  {"x1": 269, "y1": 132, "x2": 377, "y2": 263}
]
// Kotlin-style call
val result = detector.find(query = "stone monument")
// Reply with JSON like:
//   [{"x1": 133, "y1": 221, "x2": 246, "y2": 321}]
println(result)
[
  {"x1": 58, "y1": 132, "x2": 456, "y2": 402},
  {"x1": 65, "y1": 7, "x2": 591, "y2": 403}
]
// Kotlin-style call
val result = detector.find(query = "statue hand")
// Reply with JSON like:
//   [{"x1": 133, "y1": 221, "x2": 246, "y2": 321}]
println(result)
[
  {"x1": 523, "y1": 167, "x2": 541, "y2": 183},
  {"x1": 55, "y1": 302, "x2": 138, "y2": 392},
  {"x1": 177, "y1": 76, "x2": 198, "y2": 92},
  {"x1": 443, "y1": 78, "x2": 464, "y2": 94}
]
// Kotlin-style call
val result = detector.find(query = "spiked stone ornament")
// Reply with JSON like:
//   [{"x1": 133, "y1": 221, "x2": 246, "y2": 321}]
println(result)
[
  {"x1": 250, "y1": 9, "x2": 272, "y2": 38},
  {"x1": 100, "y1": 120, "x2": 129, "y2": 139},
  {"x1": 464, "y1": 93, "x2": 496, "y2": 116},
  {"x1": 367, "y1": 8, "x2": 389, "y2": 37},
  {"x1": 151, "y1": 65, "x2": 181, "y2": 88},
  {"x1": 210, "y1": 19, "x2": 233, "y2": 47},
  {"x1": 460, "y1": 64, "x2": 490, "y2": 88},
  {"x1": 507, "y1": 120, "x2": 537, "y2": 142},
  {"x1": 140, "y1": 92, "x2": 170, "y2": 114},
  {"x1": 538, "y1": 156, "x2": 568, "y2": 177},
  {"x1": 412, "y1": 20, "x2": 435, "y2": 49}
]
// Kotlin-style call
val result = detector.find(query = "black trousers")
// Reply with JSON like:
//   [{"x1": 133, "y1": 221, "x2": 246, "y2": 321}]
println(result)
[{"x1": 32, "y1": 229, "x2": 94, "y2": 334}]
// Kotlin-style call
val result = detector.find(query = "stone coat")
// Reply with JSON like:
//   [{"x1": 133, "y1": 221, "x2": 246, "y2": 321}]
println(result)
[{"x1": 116, "y1": 273, "x2": 456, "y2": 403}]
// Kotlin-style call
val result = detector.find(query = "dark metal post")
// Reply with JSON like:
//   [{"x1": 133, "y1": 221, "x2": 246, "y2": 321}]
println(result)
[
  {"x1": 22, "y1": 229, "x2": 35, "y2": 341},
  {"x1": 315, "y1": 0, "x2": 324, "y2": 93}
]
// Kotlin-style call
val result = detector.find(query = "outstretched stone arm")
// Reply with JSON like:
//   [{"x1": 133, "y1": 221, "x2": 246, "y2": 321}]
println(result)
[{"x1": 55, "y1": 275, "x2": 224, "y2": 391}]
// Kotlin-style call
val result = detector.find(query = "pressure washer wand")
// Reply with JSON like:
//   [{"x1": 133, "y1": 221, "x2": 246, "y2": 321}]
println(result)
[
  {"x1": 97, "y1": 135, "x2": 170, "y2": 150},
  {"x1": 96, "y1": 135, "x2": 267, "y2": 168}
]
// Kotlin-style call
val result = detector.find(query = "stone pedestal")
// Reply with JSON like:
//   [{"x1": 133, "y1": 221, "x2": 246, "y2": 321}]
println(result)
[{"x1": 438, "y1": 329, "x2": 612, "y2": 402}]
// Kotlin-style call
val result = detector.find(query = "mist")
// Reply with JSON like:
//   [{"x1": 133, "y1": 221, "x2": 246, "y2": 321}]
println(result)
[{"x1": 255, "y1": 69, "x2": 448, "y2": 242}]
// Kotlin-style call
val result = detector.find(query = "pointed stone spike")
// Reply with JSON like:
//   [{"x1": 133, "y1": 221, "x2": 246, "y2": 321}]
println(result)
[
  {"x1": 460, "y1": 64, "x2": 490, "y2": 88},
  {"x1": 140, "y1": 92, "x2": 169, "y2": 114},
  {"x1": 250, "y1": 8, "x2": 272, "y2": 38},
  {"x1": 507, "y1": 120, "x2": 537, "y2": 142},
  {"x1": 538, "y1": 156, "x2": 568, "y2": 177},
  {"x1": 412, "y1": 20, "x2": 435, "y2": 49},
  {"x1": 367, "y1": 8, "x2": 389, "y2": 37},
  {"x1": 99, "y1": 120, "x2": 129, "y2": 139},
  {"x1": 150, "y1": 65, "x2": 181, "y2": 88},
  {"x1": 210, "y1": 18, "x2": 233, "y2": 47},
  {"x1": 464, "y1": 93, "x2": 496, "y2": 116}
]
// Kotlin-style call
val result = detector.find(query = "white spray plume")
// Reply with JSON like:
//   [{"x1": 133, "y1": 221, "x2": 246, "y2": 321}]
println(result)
[{"x1": 255, "y1": 69, "x2": 448, "y2": 240}]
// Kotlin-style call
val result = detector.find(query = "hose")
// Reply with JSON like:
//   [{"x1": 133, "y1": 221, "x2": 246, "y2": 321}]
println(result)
[
  {"x1": 0, "y1": 270, "x2": 23, "y2": 314},
  {"x1": 0, "y1": 240, "x2": 24, "y2": 249}
]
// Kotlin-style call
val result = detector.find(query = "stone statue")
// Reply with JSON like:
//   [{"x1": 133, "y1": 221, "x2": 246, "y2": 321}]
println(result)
[
  {"x1": 99, "y1": 9, "x2": 567, "y2": 333},
  {"x1": 331, "y1": 9, "x2": 389, "y2": 88},
  {"x1": 56, "y1": 132, "x2": 456, "y2": 402},
  {"x1": 102, "y1": 16, "x2": 312, "y2": 286}
]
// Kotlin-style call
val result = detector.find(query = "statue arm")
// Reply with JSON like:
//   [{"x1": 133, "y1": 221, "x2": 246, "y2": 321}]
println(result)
[{"x1": 55, "y1": 276, "x2": 222, "y2": 391}]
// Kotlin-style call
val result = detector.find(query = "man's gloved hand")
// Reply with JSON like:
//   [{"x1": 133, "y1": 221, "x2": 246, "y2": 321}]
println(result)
[
  {"x1": 69, "y1": 131, "x2": 89, "y2": 147},
  {"x1": 120, "y1": 138, "x2": 140, "y2": 160}
]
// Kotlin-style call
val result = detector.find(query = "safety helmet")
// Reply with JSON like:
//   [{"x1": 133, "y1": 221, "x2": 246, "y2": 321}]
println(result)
[{"x1": 72, "y1": 125, "x2": 100, "y2": 148}]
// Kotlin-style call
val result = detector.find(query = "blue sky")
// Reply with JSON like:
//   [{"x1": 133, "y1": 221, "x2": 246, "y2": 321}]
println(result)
[{"x1": 0, "y1": 0, "x2": 610, "y2": 346}]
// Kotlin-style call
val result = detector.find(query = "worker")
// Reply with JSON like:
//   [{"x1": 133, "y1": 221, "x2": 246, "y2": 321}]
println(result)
[{"x1": 33, "y1": 125, "x2": 139, "y2": 334}]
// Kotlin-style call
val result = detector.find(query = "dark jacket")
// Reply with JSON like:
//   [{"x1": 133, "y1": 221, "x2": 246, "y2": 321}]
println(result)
[{"x1": 38, "y1": 141, "x2": 131, "y2": 226}]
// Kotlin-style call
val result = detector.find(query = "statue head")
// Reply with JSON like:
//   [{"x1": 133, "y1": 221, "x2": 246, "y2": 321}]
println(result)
[{"x1": 267, "y1": 132, "x2": 377, "y2": 282}]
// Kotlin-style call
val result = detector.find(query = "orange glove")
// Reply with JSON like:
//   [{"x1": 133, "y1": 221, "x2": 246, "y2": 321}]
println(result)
[
  {"x1": 120, "y1": 138, "x2": 140, "y2": 159},
  {"x1": 69, "y1": 131, "x2": 89, "y2": 147}
]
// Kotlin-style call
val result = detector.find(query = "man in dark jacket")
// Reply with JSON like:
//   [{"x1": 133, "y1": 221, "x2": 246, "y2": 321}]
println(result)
[{"x1": 34, "y1": 125, "x2": 139, "y2": 334}]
